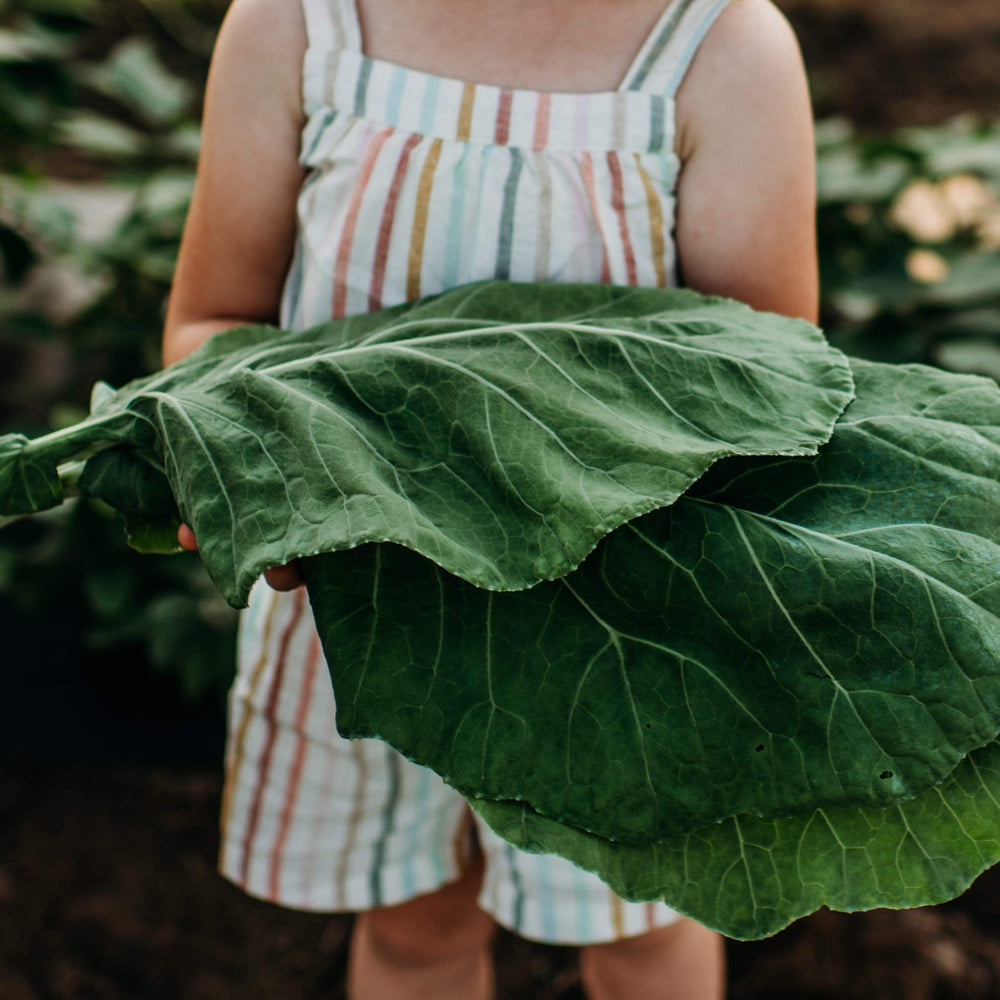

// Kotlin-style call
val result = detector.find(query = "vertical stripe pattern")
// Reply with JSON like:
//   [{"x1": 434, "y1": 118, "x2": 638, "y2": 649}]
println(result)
[{"x1": 224, "y1": 0, "x2": 732, "y2": 943}]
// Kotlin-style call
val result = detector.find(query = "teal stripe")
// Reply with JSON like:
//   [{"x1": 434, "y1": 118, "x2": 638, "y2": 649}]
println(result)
[
  {"x1": 506, "y1": 844, "x2": 526, "y2": 933},
  {"x1": 402, "y1": 767, "x2": 431, "y2": 897},
  {"x1": 385, "y1": 64, "x2": 407, "y2": 126},
  {"x1": 495, "y1": 148, "x2": 524, "y2": 280},
  {"x1": 666, "y1": 0, "x2": 730, "y2": 94},
  {"x1": 625, "y1": 0, "x2": 698, "y2": 91},
  {"x1": 649, "y1": 95, "x2": 666, "y2": 152},
  {"x1": 419, "y1": 74, "x2": 441, "y2": 136},
  {"x1": 282, "y1": 238, "x2": 306, "y2": 330},
  {"x1": 353, "y1": 57, "x2": 373, "y2": 117},
  {"x1": 441, "y1": 147, "x2": 472, "y2": 287},
  {"x1": 301, "y1": 108, "x2": 336, "y2": 164},
  {"x1": 370, "y1": 746, "x2": 401, "y2": 905}
]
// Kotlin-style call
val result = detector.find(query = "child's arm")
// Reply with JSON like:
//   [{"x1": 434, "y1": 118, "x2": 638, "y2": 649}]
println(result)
[
  {"x1": 673, "y1": 0, "x2": 819, "y2": 324},
  {"x1": 164, "y1": 0, "x2": 307, "y2": 589},
  {"x1": 162, "y1": 0, "x2": 307, "y2": 366}
]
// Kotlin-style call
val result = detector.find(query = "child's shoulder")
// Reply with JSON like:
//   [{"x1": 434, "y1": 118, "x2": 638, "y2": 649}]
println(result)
[
  {"x1": 676, "y1": 0, "x2": 810, "y2": 160},
  {"x1": 208, "y1": 0, "x2": 307, "y2": 128}
]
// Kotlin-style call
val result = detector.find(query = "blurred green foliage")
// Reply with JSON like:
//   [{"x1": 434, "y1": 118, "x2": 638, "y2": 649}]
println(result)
[
  {"x1": 0, "y1": 0, "x2": 998, "y2": 704},
  {"x1": 0, "y1": 0, "x2": 235, "y2": 702}
]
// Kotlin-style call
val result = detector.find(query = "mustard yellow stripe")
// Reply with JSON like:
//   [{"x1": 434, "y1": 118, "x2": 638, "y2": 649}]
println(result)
[
  {"x1": 457, "y1": 82, "x2": 476, "y2": 142},
  {"x1": 634, "y1": 153, "x2": 668, "y2": 287},
  {"x1": 218, "y1": 593, "x2": 282, "y2": 870},
  {"x1": 406, "y1": 138, "x2": 444, "y2": 301},
  {"x1": 611, "y1": 892, "x2": 626, "y2": 939},
  {"x1": 335, "y1": 739, "x2": 370, "y2": 901}
]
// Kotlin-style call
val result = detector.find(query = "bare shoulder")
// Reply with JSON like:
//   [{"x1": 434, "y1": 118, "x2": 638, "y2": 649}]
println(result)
[
  {"x1": 216, "y1": 0, "x2": 307, "y2": 55},
  {"x1": 208, "y1": 0, "x2": 307, "y2": 120},
  {"x1": 675, "y1": 0, "x2": 811, "y2": 161}
]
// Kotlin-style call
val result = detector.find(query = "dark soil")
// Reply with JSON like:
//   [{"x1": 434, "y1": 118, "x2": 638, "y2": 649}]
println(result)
[
  {"x1": 3, "y1": 1, "x2": 1000, "y2": 997},
  {"x1": 780, "y1": 0, "x2": 1000, "y2": 129},
  {"x1": 5, "y1": 759, "x2": 1000, "y2": 1000}
]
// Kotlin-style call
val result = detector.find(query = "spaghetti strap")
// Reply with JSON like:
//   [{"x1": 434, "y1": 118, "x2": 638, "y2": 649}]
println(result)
[
  {"x1": 299, "y1": 0, "x2": 363, "y2": 51},
  {"x1": 622, "y1": 0, "x2": 731, "y2": 95}
]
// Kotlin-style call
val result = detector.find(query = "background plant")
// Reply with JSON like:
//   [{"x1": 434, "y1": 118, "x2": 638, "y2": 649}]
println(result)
[{"x1": 1, "y1": 0, "x2": 998, "y2": 708}]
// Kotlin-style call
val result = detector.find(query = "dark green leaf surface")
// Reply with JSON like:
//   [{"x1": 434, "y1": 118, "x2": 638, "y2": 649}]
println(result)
[
  {"x1": 470, "y1": 737, "x2": 1000, "y2": 940},
  {"x1": 0, "y1": 282, "x2": 853, "y2": 605},
  {"x1": 305, "y1": 359, "x2": 1000, "y2": 842}
]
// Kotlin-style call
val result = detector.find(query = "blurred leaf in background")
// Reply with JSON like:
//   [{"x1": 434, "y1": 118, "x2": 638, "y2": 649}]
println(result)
[
  {"x1": 0, "y1": 0, "x2": 235, "y2": 714},
  {"x1": 0, "y1": 0, "x2": 998, "y2": 716},
  {"x1": 818, "y1": 115, "x2": 1000, "y2": 377}
]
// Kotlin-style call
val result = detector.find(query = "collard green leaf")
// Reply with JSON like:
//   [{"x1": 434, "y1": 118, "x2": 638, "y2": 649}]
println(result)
[
  {"x1": 0, "y1": 433, "x2": 63, "y2": 514},
  {"x1": 0, "y1": 282, "x2": 853, "y2": 605},
  {"x1": 304, "y1": 358, "x2": 1000, "y2": 843},
  {"x1": 469, "y1": 738, "x2": 1000, "y2": 940}
]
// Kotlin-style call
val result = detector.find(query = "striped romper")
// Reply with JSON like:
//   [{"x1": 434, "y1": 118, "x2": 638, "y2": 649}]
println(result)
[{"x1": 219, "y1": 0, "x2": 732, "y2": 945}]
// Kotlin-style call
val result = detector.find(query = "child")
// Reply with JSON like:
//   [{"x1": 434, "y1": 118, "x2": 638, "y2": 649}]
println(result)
[{"x1": 164, "y1": 0, "x2": 817, "y2": 995}]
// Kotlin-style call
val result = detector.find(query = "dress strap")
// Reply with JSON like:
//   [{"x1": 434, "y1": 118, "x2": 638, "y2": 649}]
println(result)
[
  {"x1": 621, "y1": 0, "x2": 731, "y2": 95},
  {"x1": 299, "y1": 0, "x2": 364, "y2": 51}
]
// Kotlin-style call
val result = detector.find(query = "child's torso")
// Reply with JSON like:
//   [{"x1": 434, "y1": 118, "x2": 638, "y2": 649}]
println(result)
[
  {"x1": 281, "y1": 0, "x2": 730, "y2": 328},
  {"x1": 356, "y1": 0, "x2": 683, "y2": 94}
]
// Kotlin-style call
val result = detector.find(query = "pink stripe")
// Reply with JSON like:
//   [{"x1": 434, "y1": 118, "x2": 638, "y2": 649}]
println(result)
[
  {"x1": 532, "y1": 93, "x2": 551, "y2": 151},
  {"x1": 368, "y1": 132, "x2": 423, "y2": 312},
  {"x1": 267, "y1": 629, "x2": 322, "y2": 901},
  {"x1": 645, "y1": 901, "x2": 658, "y2": 931},
  {"x1": 580, "y1": 153, "x2": 611, "y2": 284},
  {"x1": 332, "y1": 127, "x2": 394, "y2": 318},
  {"x1": 238, "y1": 589, "x2": 307, "y2": 889},
  {"x1": 607, "y1": 152, "x2": 638, "y2": 285},
  {"x1": 494, "y1": 89, "x2": 514, "y2": 145}
]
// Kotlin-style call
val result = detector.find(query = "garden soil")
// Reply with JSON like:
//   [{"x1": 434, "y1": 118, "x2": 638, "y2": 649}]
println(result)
[{"x1": 3, "y1": 1, "x2": 1000, "y2": 997}]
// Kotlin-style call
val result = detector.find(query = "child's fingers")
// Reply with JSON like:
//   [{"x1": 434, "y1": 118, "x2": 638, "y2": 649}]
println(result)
[
  {"x1": 177, "y1": 523, "x2": 199, "y2": 551},
  {"x1": 264, "y1": 560, "x2": 304, "y2": 591},
  {"x1": 179, "y1": 523, "x2": 301, "y2": 590}
]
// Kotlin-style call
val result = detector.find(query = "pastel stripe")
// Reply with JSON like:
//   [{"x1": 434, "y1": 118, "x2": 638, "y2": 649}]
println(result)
[
  {"x1": 419, "y1": 73, "x2": 441, "y2": 135},
  {"x1": 219, "y1": 592, "x2": 282, "y2": 871},
  {"x1": 607, "y1": 151, "x2": 638, "y2": 285},
  {"x1": 532, "y1": 152, "x2": 553, "y2": 280},
  {"x1": 625, "y1": 0, "x2": 699, "y2": 90},
  {"x1": 634, "y1": 153, "x2": 669, "y2": 287},
  {"x1": 494, "y1": 88, "x2": 514, "y2": 146},
  {"x1": 580, "y1": 152, "x2": 612, "y2": 284},
  {"x1": 353, "y1": 56, "x2": 372, "y2": 117},
  {"x1": 610, "y1": 892, "x2": 626, "y2": 939},
  {"x1": 649, "y1": 95, "x2": 667, "y2": 153},
  {"x1": 532, "y1": 92, "x2": 551, "y2": 151},
  {"x1": 666, "y1": 0, "x2": 732, "y2": 93},
  {"x1": 456, "y1": 82, "x2": 476, "y2": 141},
  {"x1": 385, "y1": 64, "x2": 407, "y2": 125},
  {"x1": 440, "y1": 147, "x2": 470, "y2": 289},
  {"x1": 369, "y1": 132, "x2": 423, "y2": 311},
  {"x1": 335, "y1": 738, "x2": 369, "y2": 900},
  {"x1": 237, "y1": 588, "x2": 307, "y2": 888},
  {"x1": 267, "y1": 629, "x2": 322, "y2": 900},
  {"x1": 495, "y1": 148, "x2": 524, "y2": 280},
  {"x1": 332, "y1": 126, "x2": 393, "y2": 317},
  {"x1": 370, "y1": 746, "x2": 402, "y2": 905},
  {"x1": 406, "y1": 137, "x2": 444, "y2": 300}
]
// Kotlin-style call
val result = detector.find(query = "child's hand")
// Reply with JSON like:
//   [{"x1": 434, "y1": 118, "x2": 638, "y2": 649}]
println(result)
[{"x1": 177, "y1": 523, "x2": 304, "y2": 591}]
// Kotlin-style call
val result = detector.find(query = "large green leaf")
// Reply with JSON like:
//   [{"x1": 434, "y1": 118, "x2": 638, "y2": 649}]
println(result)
[
  {"x1": 469, "y1": 736, "x2": 1000, "y2": 940},
  {"x1": 304, "y1": 359, "x2": 1000, "y2": 842},
  {"x1": 0, "y1": 282, "x2": 853, "y2": 604}
]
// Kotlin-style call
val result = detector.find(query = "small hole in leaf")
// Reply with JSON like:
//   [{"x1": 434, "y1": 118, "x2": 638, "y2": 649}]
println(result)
[
  {"x1": 880, "y1": 770, "x2": 893, "y2": 780},
  {"x1": 645, "y1": 723, "x2": 651, "y2": 729},
  {"x1": 754, "y1": 744, "x2": 765, "y2": 753}
]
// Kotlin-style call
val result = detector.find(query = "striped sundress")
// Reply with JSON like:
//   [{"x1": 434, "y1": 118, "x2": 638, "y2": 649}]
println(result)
[{"x1": 219, "y1": 0, "x2": 732, "y2": 945}]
